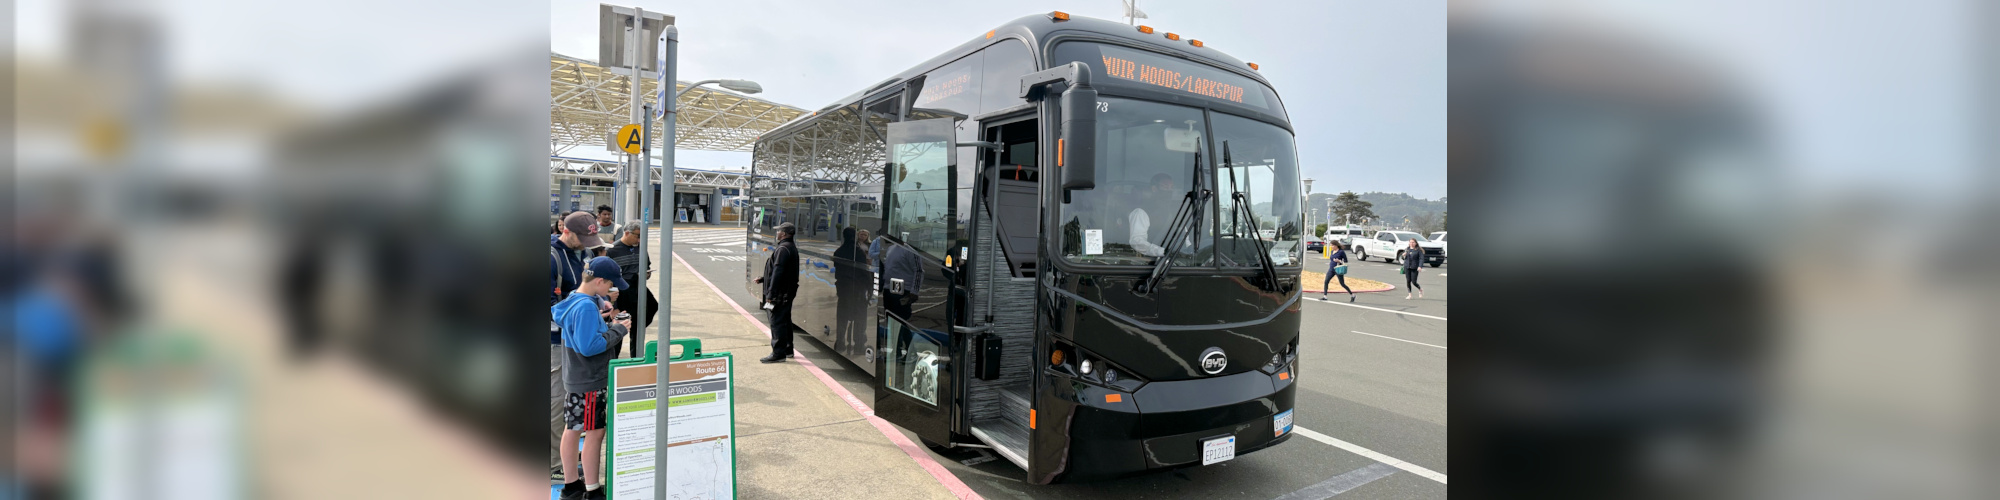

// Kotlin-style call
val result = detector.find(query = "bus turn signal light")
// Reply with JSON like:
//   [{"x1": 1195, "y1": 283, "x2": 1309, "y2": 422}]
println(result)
[
  {"x1": 1137, "y1": 25, "x2": 1154, "y2": 34},
  {"x1": 1105, "y1": 394, "x2": 1122, "y2": 403},
  {"x1": 1050, "y1": 11, "x2": 1070, "y2": 21},
  {"x1": 1189, "y1": 39, "x2": 1204, "y2": 48},
  {"x1": 1050, "y1": 349, "x2": 1064, "y2": 365},
  {"x1": 1164, "y1": 32, "x2": 1180, "y2": 41}
]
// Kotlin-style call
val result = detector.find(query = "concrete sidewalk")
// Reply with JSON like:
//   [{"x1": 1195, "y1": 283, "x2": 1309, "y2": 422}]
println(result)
[{"x1": 628, "y1": 248, "x2": 957, "y2": 500}]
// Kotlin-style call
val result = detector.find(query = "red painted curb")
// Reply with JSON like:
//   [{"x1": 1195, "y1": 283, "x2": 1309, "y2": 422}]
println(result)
[{"x1": 673, "y1": 252, "x2": 984, "y2": 500}]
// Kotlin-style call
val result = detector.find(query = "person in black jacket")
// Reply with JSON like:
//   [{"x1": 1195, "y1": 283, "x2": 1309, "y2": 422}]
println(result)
[
  {"x1": 604, "y1": 221, "x2": 656, "y2": 358},
  {"x1": 1402, "y1": 238, "x2": 1426, "y2": 300},
  {"x1": 755, "y1": 223, "x2": 800, "y2": 363}
]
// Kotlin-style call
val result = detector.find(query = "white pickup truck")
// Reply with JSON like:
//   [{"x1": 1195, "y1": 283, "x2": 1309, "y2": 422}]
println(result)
[{"x1": 1354, "y1": 230, "x2": 1446, "y2": 267}]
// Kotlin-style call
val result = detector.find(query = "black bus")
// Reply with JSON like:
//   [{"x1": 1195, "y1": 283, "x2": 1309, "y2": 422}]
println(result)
[{"x1": 743, "y1": 12, "x2": 1303, "y2": 483}]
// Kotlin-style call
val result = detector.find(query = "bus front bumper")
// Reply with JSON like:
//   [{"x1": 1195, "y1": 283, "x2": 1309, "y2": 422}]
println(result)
[{"x1": 1058, "y1": 369, "x2": 1298, "y2": 481}]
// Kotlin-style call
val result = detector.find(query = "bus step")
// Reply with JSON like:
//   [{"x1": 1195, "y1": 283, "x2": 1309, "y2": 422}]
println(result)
[{"x1": 969, "y1": 419, "x2": 1031, "y2": 470}]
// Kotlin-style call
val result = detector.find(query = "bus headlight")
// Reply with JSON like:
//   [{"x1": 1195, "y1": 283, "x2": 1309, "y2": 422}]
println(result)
[{"x1": 1080, "y1": 360, "x2": 1093, "y2": 375}]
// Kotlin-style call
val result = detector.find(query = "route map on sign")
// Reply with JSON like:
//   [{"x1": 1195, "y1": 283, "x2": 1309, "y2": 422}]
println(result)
[
  {"x1": 606, "y1": 348, "x2": 737, "y2": 500},
  {"x1": 665, "y1": 357, "x2": 733, "y2": 499},
  {"x1": 609, "y1": 364, "x2": 661, "y2": 499}
]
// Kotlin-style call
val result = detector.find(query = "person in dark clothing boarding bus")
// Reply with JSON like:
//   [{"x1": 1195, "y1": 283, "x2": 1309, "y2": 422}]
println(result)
[
  {"x1": 1402, "y1": 238, "x2": 1426, "y2": 300},
  {"x1": 1322, "y1": 241, "x2": 1355, "y2": 302},
  {"x1": 755, "y1": 223, "x2": 800, "y2": 363},
  {"x1": 554, "y1": 256, "x2": 630, "y2": 500}
]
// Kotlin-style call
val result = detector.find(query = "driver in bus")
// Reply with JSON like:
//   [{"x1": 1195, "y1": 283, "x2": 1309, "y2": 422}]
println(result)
[{"x1": 1128, "y1": 173, "x2": 1182, "y2": 258}]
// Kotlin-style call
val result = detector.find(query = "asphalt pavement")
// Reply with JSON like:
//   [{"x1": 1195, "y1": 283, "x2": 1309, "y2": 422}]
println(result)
[{"x1": 665, "y1": 227, "x2": 1447, "y2": 499}]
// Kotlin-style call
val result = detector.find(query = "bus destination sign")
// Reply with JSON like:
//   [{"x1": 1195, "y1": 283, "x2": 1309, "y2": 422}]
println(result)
[
  {"x1": 1100, "y1": 54, "x2": 1246, "y2": 103},
  {"x1": 1056, "y1": 42, "x2": 1276, "y2": 113}
]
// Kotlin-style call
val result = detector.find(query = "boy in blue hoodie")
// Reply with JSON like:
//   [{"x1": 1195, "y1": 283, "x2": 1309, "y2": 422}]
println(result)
[{"x1": 554, "y1": 256, "x2": 630, "y2": 500}]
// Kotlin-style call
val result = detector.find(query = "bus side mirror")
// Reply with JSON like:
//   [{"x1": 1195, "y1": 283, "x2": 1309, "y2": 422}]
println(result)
[{"x1": 1060, "y1": 85, "x2": 1097, "y2": 191}]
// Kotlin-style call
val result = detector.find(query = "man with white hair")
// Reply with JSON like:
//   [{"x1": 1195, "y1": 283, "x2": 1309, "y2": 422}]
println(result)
[{"x1": 604, "y1": 220, "x2": 656, "y2": 357}]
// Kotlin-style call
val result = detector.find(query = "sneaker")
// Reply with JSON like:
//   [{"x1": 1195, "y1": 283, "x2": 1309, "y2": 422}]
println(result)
[
  {"x1": 1405, "y1": 294, "x2": 1412, "y2": 300},
  {"x1": 759, "y1": 354, "x2": 786, "y2": 363},
  {"x1": 1350, "y1": 296, "x2": 1356, "y2": 302},
  {"x1": 559, "y1": 481, "x2": 585, "y2": 500},
  {"x1": 585, "y1": 486, "x2": 607, "y2": 500},
  {"x1": 1319, "y1": 294, "x2": 1328, "y2": 301}
]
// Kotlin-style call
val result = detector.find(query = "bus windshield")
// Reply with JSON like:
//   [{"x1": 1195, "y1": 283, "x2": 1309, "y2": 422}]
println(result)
[
  {"x1": 1060, "y1": 97, "x2": 1212, "y2": 266},
  {"x1": 1057, "y1": 97, "x2": 1303, "y2": 268},
  {"x1": 1213, "y1": 112, "x2": 1302, "y2": 267}
]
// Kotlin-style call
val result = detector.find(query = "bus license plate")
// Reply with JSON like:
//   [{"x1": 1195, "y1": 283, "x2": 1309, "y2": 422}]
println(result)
[
  {"x1": 1201, "y1": 436, "x2": 1236, "y2": 465},
  {"x1": 1274, "y1": 409, "x2": 1294, "y2": 437}
]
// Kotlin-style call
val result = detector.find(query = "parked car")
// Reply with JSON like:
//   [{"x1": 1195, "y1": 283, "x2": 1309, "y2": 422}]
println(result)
[
  {"x1": 1305, "y1": 235, "x2": 1325, "y2": 253},
  {"x1": 1355, "y1": 230, "x2": 1446, "y2": 267},
  {"x1": 1429, "y1": 231, "x2": 1447, "y2": 256}
]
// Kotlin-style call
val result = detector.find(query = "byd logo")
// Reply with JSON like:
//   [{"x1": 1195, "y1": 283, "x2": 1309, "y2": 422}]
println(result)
[{"x1": 1199, "y1": 347, "x2": 1228, "y2": 375}]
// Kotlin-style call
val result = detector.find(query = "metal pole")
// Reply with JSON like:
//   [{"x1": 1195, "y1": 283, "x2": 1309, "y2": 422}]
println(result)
[
  {"x1": 652, "y1": 23, "x2": 678, "y2": 500},
  {"x1": 624, "y1": 8, "x2": 645, "y2": 226}
]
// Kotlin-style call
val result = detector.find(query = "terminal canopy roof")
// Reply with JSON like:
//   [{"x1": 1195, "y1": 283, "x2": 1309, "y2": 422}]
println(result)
[{"x1": 551, "y1": 52, "x2": 806, "y2": 154}]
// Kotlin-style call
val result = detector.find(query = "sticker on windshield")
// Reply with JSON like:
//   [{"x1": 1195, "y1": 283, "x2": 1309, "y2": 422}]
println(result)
[{"x1": 1084, "y1": 229, "x2": 1104, "y2": 255}]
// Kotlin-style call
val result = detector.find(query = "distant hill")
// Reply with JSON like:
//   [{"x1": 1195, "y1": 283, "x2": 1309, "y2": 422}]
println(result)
[{"x1": 1305, "y1": 191, "x2": 1446, "y2": 228}]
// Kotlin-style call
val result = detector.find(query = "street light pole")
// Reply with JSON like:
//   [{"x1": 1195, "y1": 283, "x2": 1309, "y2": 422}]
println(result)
[{"x1": 650, "y1": 23, "x2": 677, "y2": 500}]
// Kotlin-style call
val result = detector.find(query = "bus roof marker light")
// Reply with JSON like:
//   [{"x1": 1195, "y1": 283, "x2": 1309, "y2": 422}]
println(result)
[
  {"x1": 1164, "y1": 32, "x2": 1180, "y2": 41},
  {"x1": 1189, "y1": 39, "x2": 1204, "y2": 48},
  {"x1": 1050, "y1": 11, "x2": 1071, "y2": 21},
  {"x1": 986, "y1": 30, "x2": 995, "y2": 39},
  {"x1": 1248, "y1": 62, "x2": 1260, "y2": 70},
  {"x1": 1137, "y1": 25, "x2": 1154, "y2": 34}
]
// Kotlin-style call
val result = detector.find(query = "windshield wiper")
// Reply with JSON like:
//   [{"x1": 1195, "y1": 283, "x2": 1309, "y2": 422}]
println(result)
[
  {"x1": 1137, "y1": 142, "x2": 1210, "y2": 294},
  {"x1": 1222, "y1": 141, "x2": 1281, "y2": 292}
]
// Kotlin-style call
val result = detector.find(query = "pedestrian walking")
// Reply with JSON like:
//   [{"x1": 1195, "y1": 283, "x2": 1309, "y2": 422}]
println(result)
[
  {"x1": 553, "y1": 256, "x2": 631, "y2": 500},
  {"x1": 1402, "y1": 238, "x2": 1425, "y2": 299},
  {"x1": 754, "y1": 223, "x2": 799, "y2": 363},
  {"x1": 1321, "y1": 241, "x2": 1354, "y2": 302}
]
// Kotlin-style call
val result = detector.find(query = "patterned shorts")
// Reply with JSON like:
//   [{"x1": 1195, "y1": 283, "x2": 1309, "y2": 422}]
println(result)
[{"x1": 563, "y1": 390, "x2": 607, "y2": 431}]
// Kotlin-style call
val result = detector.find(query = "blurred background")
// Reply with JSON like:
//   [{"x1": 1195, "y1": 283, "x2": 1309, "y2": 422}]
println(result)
[
  {"x1": 1449, "y1": 0, "x2": 1994, "y2": 499},
  {"x1": 9, "y1": 0, "x2": 1997, "y2": 499},
  {"x1": 9, "y1": 0, "x2": 548, "y2": 498}
]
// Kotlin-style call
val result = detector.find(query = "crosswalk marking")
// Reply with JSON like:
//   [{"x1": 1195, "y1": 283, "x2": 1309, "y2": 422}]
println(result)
[{"x1": 668, "y1": 230, "x2": 746, "y2": 247}]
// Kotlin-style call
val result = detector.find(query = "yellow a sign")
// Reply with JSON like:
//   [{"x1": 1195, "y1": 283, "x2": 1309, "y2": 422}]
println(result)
[{"x1": 616, "y1": 124, "x2": 645, "y2": 154}]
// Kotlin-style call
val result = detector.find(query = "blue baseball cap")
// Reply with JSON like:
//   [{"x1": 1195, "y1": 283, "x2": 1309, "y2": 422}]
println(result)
[{"x1": 586, "y1": 256, "x2": 630, "y2": 291}]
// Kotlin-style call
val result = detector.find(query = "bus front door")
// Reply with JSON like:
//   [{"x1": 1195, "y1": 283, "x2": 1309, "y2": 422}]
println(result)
[{"x1": 872, "y1": 117, "x2": 962, "y2": 446}]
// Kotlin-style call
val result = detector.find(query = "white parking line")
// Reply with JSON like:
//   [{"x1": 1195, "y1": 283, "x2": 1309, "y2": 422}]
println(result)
[
  {"x1": 1351, "y1": 330, "x2": 1445, "y2": 349},
  {"x1": 1291, "y1": 426, "x2": 1448, "y2": 484},
  {"x1": 1303, "y1": 299, "x2": 1448, "y2": 321}
]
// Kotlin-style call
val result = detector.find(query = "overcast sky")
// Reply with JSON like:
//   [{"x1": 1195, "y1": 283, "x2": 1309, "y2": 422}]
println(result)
[{"x1": 551, "y1": 0, "x2": 1449, "y2": 200}]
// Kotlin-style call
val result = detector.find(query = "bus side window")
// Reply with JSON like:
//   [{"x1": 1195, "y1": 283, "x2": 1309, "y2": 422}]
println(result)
[{"x1": 979, "y1": 39, "x2": 1033, "y2": 114}]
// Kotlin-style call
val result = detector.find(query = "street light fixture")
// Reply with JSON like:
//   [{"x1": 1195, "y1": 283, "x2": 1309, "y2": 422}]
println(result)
[{"x1": 679, "y1": 78, "x2": 762, "y2": 97}]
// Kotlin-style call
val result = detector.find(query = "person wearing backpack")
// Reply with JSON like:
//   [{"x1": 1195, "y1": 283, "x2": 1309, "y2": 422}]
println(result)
[{"x1": 548, "y1": 211, "x2": 595, "y2": 481}]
